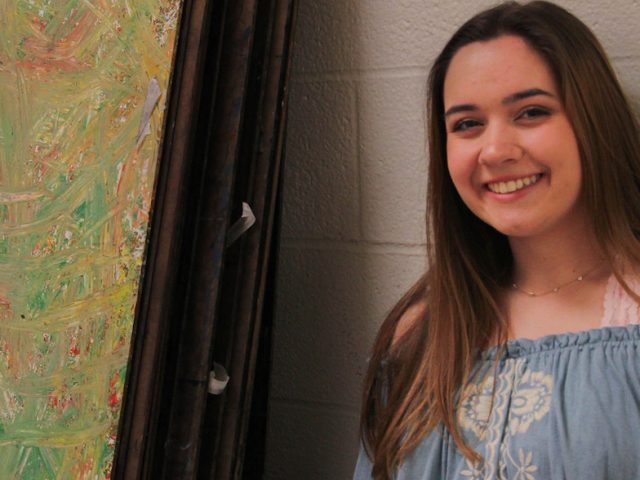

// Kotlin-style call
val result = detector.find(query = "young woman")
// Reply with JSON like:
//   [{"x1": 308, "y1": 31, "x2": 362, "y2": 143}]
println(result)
[{"x1": 354, "y1": 2, "x2": 640, "y2": 479}]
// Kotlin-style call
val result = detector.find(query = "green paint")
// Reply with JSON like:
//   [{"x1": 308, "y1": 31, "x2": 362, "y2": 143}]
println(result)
[{"x1": 0, "y1": 1, "x2": 183, "y2": 478}]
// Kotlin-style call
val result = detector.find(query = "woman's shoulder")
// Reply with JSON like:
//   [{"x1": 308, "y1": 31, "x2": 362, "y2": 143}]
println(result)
[
  {"x1": 391, "y1": 300, "x2": 427, "y2": 347},
  {"x1": 603, "y1": 271, "x2": 640, "y2": 327}
]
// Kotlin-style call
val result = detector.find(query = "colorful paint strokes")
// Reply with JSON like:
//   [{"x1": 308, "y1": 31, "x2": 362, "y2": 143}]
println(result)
[{"x1": 0, "y1": 1, "x2": 182, "y2": 478}]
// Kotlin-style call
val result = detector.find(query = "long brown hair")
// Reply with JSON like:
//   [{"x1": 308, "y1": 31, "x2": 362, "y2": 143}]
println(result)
[{"x1": 360, "y1": 1, "x2": 640, "y2": 478}]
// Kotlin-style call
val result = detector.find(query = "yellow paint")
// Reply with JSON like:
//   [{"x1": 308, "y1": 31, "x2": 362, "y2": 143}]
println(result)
[{"x1": 0, "y1": 1, "x2": 183, "y2": 478}]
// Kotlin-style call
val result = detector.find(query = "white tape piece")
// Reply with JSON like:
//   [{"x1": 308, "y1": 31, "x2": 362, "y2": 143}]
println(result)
[
  {"x1": 136, "y1": 77, "x2": 162, "y2": 147},
  {"x1": 208, "y1": 362, "x2": 230, "y2": 395},
  {"x1": 226, "y1": 202, "x2": 256, "y2": 247}
]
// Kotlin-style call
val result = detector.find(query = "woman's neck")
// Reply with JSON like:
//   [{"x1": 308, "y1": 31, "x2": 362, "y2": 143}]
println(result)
[{"x1": 509, "y1": 222, "x2": 608, "y2": 293}]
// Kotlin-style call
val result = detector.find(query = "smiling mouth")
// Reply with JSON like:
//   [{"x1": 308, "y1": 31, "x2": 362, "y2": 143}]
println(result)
[{"x1": 486, "y1": 174, "x2": 542, "y2": 194}]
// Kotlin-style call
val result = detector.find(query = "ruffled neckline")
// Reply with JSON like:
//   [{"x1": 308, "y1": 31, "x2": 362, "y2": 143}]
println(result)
[{"x1": 480, "y1": 323, "x2": 640, "y2": 360}]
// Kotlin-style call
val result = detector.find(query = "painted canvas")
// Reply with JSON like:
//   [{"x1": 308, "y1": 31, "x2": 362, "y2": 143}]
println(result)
[{"x1": 0, "y1": 1, "x2": 183, "y2": 478}]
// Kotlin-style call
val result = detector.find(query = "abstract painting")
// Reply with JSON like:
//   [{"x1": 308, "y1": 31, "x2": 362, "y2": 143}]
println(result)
[{"x1": 0, "y1": 1, "x2": 183, "y2": 477}]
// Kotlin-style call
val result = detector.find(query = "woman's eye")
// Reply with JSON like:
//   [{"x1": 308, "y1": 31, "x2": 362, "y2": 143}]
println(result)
[
  {"x1": 518, "y1": 106, "x2": 550, "y2": 120},
  {"x1": 452, "y1": 119, "x2": 482, "y2": 132}
]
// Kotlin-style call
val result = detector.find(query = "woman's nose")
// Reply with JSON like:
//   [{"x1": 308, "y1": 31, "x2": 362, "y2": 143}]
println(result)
[{"x1": 478, "y1": 125, "x2": 524, "y2": 165}]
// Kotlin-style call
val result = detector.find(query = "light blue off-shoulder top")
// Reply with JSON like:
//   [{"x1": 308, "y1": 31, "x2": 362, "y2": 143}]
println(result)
[{"x1": 354, "y1": 276, "x2": 640, "y2": 479}]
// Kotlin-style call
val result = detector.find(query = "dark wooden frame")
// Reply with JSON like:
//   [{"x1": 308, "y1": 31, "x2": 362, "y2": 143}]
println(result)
[{"x1": 112, "y1": 0, "x2": 297, "y2": 478}]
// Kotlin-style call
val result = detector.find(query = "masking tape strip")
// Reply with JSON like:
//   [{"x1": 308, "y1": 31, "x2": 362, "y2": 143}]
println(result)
[
  {"x1": 208, "y1": 362, "x2": 230, "y2": 395},
  {"x1": 136, "y1": 77, "x2": 162, "y2": 147},
  {"x1": 226, "y1": 202, "x2": 256, "y2": 247}
]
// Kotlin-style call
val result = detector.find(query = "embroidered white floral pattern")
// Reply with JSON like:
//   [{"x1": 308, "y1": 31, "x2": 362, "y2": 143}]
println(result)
[
  {"x1": 461, "y1": 458, "x2": 484, "y2": 479},
  {"x1": 457, "y1": 359, "x2": 554, "y2": 479},
  {"x1": 509, "y1": 370, "x2": 553, "y2": 434},
  {"x1": 513, "y1": 449, "x2": 538, "y2": 480},
  {"x1": 458, "y1": 373, "x2": 494, "y2": 440}
]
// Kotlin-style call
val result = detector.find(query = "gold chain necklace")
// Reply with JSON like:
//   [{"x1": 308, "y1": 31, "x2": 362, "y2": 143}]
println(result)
[{"x1": 511, "y1": 264, "x2": 601, "y2": 297}]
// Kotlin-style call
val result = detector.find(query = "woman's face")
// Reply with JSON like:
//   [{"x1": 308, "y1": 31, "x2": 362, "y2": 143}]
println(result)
[{"x1": 443, "y1": 35, "x2": 585, "y2": 240}]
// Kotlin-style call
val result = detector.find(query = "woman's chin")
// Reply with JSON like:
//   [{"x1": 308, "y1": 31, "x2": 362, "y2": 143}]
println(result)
[{"x1": 487, "y1": 220, "x2": 544, "y2": 239}]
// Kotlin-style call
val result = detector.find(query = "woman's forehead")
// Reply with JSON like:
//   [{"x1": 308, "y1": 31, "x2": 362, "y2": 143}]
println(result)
[{"x1": 443, "y1": 35, "x2": 558, "y2": 108}]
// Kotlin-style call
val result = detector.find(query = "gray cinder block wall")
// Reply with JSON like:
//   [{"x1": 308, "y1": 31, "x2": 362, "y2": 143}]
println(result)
[{"x1": 264, "y1": 1, "x2": 640, "y2": 479}]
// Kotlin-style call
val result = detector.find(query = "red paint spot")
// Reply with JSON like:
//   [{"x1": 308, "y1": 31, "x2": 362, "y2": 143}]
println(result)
[
  {"x1": 69, "y1": 338, "x2": 80, "y2": 356},
  {"x1": 47, "y1": 393, "x2": 58, "y2": 408},
  {"x1": 31, "y1": 16, "x2": 47, "y2": 31},
  {"x1": 62, "y1": 395, "x2": 73, "y2": 410},
  {"x1": 109, "y1": 371, "x2": 121, "y2": 408}
]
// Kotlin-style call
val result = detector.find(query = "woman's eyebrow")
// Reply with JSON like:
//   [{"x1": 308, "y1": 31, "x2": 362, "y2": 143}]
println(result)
[
  {"x1": 444, "y1": 88, "x2": 555, "y2": 118},
  {"x1": 444, "y1": 104, "x2": 478, "y2": 117},
  {"x1": 502, "y1": 88, "x2": 554, "y2": 104}
]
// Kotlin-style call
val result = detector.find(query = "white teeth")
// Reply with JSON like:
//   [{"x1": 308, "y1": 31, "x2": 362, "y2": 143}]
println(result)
[{"x1": 487, "y1": 174, "x2": 541, "y2": 194}]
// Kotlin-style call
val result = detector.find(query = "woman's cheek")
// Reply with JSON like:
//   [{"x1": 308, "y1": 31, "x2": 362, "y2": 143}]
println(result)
[{"x1": 447, "y1": 145, "x2": 477, "y2": 188}]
